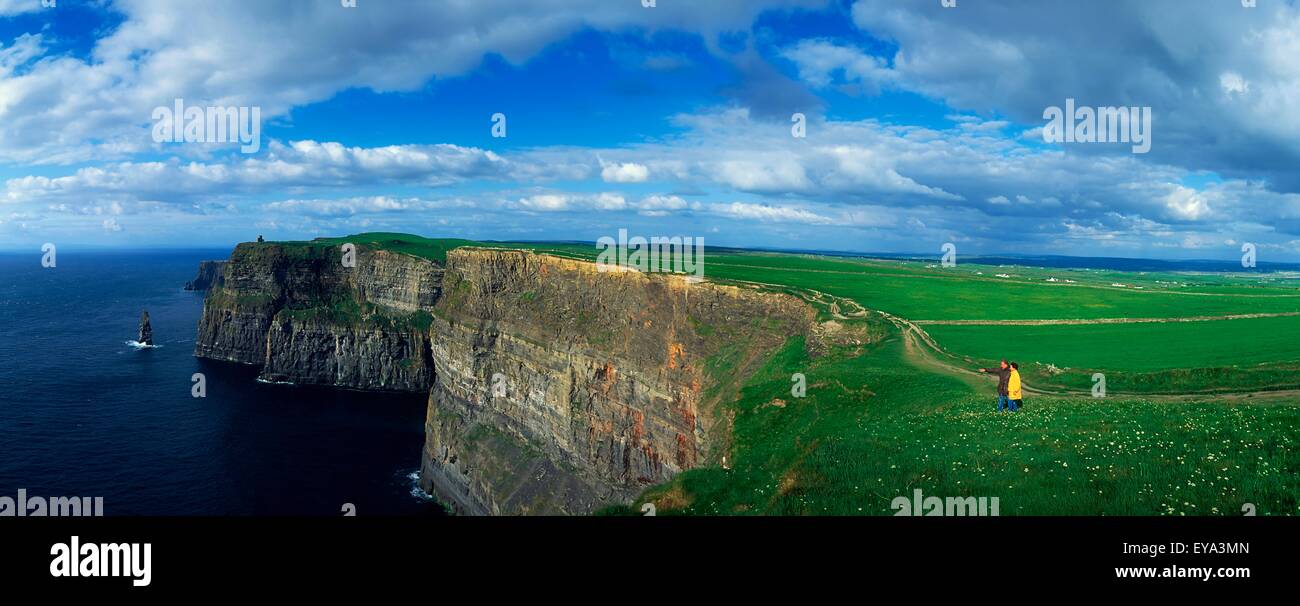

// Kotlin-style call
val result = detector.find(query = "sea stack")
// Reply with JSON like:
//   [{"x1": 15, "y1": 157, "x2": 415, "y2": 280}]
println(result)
[{"x1": 138, "y1": 311, "x2": 153, "y2": 346}]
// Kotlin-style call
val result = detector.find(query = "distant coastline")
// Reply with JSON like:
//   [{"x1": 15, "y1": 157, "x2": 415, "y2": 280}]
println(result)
[{"x1": 2, "y1": 243, "x2": 1296, "y2": 275}]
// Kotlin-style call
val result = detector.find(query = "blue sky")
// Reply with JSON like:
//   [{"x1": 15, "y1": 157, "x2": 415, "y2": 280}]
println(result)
[{"x1": 2, "y1": 0, "x2": 1300, "y2": 261}]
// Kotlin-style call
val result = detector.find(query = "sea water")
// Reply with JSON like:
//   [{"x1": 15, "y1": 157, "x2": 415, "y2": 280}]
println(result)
[{"x1": 0, "y1": 250, "x2": 441, "y2": 515}]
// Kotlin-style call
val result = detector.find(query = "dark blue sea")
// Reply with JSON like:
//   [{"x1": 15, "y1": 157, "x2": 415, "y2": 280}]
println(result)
[{"x1": 0, "y1": 250, "x2": 442, "y2": 516}]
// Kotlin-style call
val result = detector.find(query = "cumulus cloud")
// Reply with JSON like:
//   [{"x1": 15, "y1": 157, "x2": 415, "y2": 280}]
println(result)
[
  {"x1": 6, "y1": 0, "x2": 1300, "y2": 258},
  {"x1": 708, "y1": 202, "x2": 833, "y2": 225},
  {"x1": 0, "y1": 0, "x2": 828, "y2": 164},
  {"x1": 262, "y1": 196, "x2": 468, "y2": 218},
  {"x1": 3, "y1": 140, "x2": 520, "y2": 206},
  {"x1": 1163, "y1": 186, "x2": 1212, "y2": 221},
  {"x1": 0, "y1": 0, "x2": 42, "y2": 17},
  {"x1": 780, "y1": 39, "x2": 896, "y2": 93},
  {"x1": 515, "y1": 192, "x2": 627, "y2": 212},
  {"x1": 600, "y1": 161, "x2": 650, "y2": 183},
  {"x1": 9, "y1": 105, "x2": 1298, "y2": 254},
  {"x1": 794, "y1": 0, "x2": 1300, "y2": 191},
  {"x1": 638, "y1": 194, "x2": 692, "y2": 216}
]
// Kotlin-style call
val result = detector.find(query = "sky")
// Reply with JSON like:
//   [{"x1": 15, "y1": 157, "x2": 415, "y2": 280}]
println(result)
[{"x1": 1, "y1": 0, "x2": 1299, "y2": 261}]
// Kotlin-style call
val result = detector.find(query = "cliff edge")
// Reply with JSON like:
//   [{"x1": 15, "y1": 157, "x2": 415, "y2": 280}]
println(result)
[{"x1": 184, "y1": 260, "x2": 228, "y2": 291}]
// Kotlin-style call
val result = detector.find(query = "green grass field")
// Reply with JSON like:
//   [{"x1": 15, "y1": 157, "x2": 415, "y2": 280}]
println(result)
[
  {"x1": 925, "y1": 316, "x2": 1300, "y2": 371},
  {"x1": 286, "y1": 234, "x2": 1300, "y2": 515},
  {"x1": 702, "y1": 254, "x2": 1300, "y2": 321},
  {"x1": 617, "y1": 335, "x2": 1298, "y2": 516}
]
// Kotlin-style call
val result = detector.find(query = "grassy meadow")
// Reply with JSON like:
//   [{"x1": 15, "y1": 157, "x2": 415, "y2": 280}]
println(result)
[
  {"x1": 924, "y1": 316, "x2": 1300, "y2": 372},
  {"x1": 618, "y1": 335, "x2": 1299, "y2": 516}
]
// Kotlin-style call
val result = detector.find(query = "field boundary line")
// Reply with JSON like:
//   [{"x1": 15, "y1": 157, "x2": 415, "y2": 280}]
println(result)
[
  {"x1": 914, "y1": 312, "x2": 1300, "y2": 326},
  {"x1": 709, "y1": 259, "x2": 1300, "y2": 297}
]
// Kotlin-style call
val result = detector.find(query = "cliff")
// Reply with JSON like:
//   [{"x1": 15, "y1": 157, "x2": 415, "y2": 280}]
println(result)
[
  {"x1": 184, "y1": 260, "x2": 227, "y2": 291},
  {"x1": 194, "y1": 242, "x2": 439, "y2": 392},
  {"x1": 420, "y1": 249, "x2": 812, "y2": 514},
  {"x1": 194, "y1": 239, "x2": 813, "y2": 514}
]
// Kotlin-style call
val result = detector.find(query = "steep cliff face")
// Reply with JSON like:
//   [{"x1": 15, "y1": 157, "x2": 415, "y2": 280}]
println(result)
[
  {"x1": 418, "y1": 249, "x2": 812, "y2": 514},
  {"x1": 259, "y1": 316, "x2": 434, "y2": 391},
  {"x1": 194, "y1": 242, "x2": 439, "y2": 392},
  {"x1": 184, "y1": 260, "x2": 227, "y2": 291},
  {"x1": 194, "y1": 240, "x2": 813, "y2": 514}
]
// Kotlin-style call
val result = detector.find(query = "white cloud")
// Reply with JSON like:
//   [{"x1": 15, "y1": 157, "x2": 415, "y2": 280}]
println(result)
[
  {"x1": 780, "y1": 39, "x2": 896, "y2": 92},
  {"x1": 638, "y1": 194, "x2": 692, "y2": 216},
  {"x1": 715, "y1": 156, "x2": 811, "y2": 192},
  {"x1": 263, "y1": 196, "x2": 452, "y2": 218},
  {"x1": 1163, "y1": 185, "x2": 1211, "y2": 221},
  {"x1": 1220, "y1": 72, "x2": 1249, "y2": 96},
  {"x1": 3, "y1": 140, "x2": 518, "y2": 205},
  {"x1": 0, "y1": 0, "x2": 42, "y2": 16},
  {"x1": 515, "y1": 192, "x2": 626, "y2": 212},
  {"x1": 709, "y1": 202, "x2": 834, "y2": 225},
  {"x1": 600, "y1": 161, "x2": 650, "y2": 183},
  {"x1": 831, "y1": 0, "x2": 1300, "y2": 191},
  {"x1": 0, "y1": 0, "x2": 828, "y2": 164}
]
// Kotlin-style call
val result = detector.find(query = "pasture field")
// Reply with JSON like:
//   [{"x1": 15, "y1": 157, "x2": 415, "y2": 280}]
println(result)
[
  {"x1": 925, "y1": 316, "x2": 1300, "y2": 372},
  {"x1": 616, "y1": 334, "x2": 1299, "y2": 516},
  {"x1": 701, "y1": 254, "x2": 1300, "y2": 321}
]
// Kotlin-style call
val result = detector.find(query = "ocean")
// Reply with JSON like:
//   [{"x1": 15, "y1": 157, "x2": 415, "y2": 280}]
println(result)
[{"x1": 0, "y1": 250, "x2": 442, "y2": 516}]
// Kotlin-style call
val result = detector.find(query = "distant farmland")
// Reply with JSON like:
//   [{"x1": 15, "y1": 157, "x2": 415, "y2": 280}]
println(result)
[{"x1": 925, "y1": 315, "x2": 1300, "y2": 371}]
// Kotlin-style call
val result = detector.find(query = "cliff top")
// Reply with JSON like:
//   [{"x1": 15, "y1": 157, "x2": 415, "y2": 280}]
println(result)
[{"x1": 272, "y1": 232, "x2": 481, "y2": 264}]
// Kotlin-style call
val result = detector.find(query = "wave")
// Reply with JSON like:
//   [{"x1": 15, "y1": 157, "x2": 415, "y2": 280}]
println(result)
[
  {"x1": 406, "y1": 470, "x2": 435, "y2": 502},
  {"x1": 124, "y1": 341, "x2": 161, "y2": 349}
]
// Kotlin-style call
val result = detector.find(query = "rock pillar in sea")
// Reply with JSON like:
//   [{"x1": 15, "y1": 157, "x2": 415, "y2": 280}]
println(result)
[{"x1": 139, "y1": 311, "x2": 153, "y2": 346}]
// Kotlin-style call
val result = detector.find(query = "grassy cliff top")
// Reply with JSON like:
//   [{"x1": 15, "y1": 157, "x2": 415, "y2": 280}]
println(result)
[
  {"x1": 269, "y1": 232, "x2": 605, "y2": 265},
  {"x1": 271, "y1": 232, "x2": 481, "y2": 264}
]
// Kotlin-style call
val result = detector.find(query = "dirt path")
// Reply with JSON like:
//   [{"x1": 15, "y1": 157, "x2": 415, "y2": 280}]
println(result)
[
  {"x1": 708, "y1": 259, "x2": 1300, "y2": 298},
  {"x1": 881, "y1": 308, "x2": 1300, "y2": 402},
  {"x1": 716, "y1": 276, "x2": 1300, "y2": 402},
  {"x1": 914, "y1": 312, "x2": 1300, "y2": 326}
]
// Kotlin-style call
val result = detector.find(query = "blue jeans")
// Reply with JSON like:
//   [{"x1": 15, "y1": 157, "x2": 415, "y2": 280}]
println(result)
[{"x1": 997, "y1": 395, "x2": 1010, "y2": 412}]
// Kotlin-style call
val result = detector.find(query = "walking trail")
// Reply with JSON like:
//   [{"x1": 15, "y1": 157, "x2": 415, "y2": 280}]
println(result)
[{"x1": 722, "y1": 276, "x2": 1300, "y2": 403}]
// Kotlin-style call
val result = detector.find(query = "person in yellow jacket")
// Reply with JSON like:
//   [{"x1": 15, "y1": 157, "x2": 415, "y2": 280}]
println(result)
[{"x1": 1007, "y1": 362, "x2": 1023, "y2": 412}]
